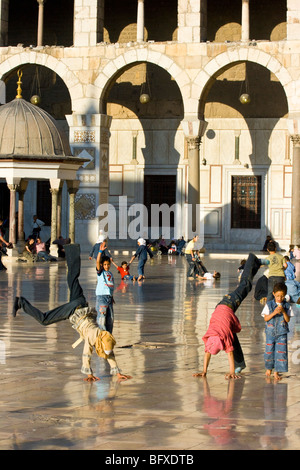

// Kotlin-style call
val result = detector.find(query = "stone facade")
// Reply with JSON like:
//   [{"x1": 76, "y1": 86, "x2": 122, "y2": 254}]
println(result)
[{"x1": 0, "y1": 0, "x2": 299, "y2": 251}]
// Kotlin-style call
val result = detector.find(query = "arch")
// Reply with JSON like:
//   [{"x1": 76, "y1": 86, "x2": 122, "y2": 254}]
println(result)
[
  {"x1": 0, "y1": 51, "x2": 82, "y2": 111},
  {"x1": 194, "y1": 47, "x2": 295, "y2": 117},
  {"x1": 94, "y1": 49, "x2": 191, "y2": 115}
]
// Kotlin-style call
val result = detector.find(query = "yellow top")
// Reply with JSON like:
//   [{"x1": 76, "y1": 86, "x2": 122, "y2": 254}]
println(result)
[{"x1": 16, "y1": 70, "x2": 23, "y2": 99}]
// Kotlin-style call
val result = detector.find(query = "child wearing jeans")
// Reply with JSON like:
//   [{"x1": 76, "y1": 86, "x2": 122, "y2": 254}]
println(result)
[
  {"x1": 193, "y1": 253, "x2": 262, "y2": 380},
  {"x1": 261, "y1": 282, "x2": 294, "y2": 380},
  {"x1": 129, "y1": 238, "x2": 153, "y2": 281},
  {"x1": 96, "y1": 255, "x2": 115, "y2": 333}
]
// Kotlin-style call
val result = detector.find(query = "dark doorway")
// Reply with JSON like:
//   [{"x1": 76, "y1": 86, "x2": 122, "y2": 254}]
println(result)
[
  {"x1": 144, "y1": 175, "x2": 176, "y2": 230},
  {"x1": 0, "y1": 182, "x2": 10, "y2": 222},
  {"x1": 36, "y1": 180, "x2": 51, "y2": 226}
]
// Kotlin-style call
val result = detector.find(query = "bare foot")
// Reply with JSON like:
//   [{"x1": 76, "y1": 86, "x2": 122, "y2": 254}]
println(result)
[{"x1": 265, "y1": 369, "x2": 272, "y2": 378}]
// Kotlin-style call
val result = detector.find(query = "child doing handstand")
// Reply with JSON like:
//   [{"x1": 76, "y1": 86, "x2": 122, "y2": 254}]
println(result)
[
  {"x1": 12, "y1": 244, "x2": 131, "y2": 383},
  {"x1": 193, "y1": 253, "x2": 262, "y2": 380}
]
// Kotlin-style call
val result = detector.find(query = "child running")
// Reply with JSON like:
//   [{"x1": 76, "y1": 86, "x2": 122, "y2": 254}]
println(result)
[
  {"x1": 193, "y1": 253, "x2": 262, "y2": 380},
  {"x1": 12, "y1": 243, "x2": 131, "y2": 383},
  {"x1": 261, "y1": 282, "x2": 294, "y2": 381},
  {"x1": 129, "y1": 238, "x2": 153, "y2": 281}
]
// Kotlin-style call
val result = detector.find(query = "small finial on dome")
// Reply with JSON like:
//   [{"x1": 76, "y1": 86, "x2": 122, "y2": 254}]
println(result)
[{"x1": 16, "y1": 69, "x2": 23, "y2": 99}]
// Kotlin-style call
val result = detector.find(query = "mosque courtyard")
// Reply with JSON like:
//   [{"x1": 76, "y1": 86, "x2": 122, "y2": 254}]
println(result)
[{"x1": 0, "y1": 250, "x2": 300, "y2": 451}]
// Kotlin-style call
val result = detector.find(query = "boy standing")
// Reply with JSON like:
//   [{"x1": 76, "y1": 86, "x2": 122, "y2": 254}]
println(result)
[
  {"x1": 96, "y1": 255, "x2": 115, "y2": 333},
  {"x1": 261, "y1": 282, "x2": 294, "y2": 380}
]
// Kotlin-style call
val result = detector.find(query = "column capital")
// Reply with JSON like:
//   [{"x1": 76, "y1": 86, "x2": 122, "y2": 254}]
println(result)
[
  {"x1": 7, "y1": 183, "x2": 18, "y2": 191},
  {"x1": 186, "y1": 137, "x2": 201, "y2": 151},
  {"x1": 49, "y1": 187, "x2": 59, "y2": 195},
  {"x1": 67, "y1": 180, "x2": 80, "y2": 194},
  {"x1": 291, "y1": 134, "x2": 300, "y2": 147}
]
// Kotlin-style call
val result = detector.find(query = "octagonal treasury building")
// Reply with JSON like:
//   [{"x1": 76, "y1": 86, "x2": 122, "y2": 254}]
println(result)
[{"x1": 0, "y1": 0, "x2": 300, "y2": 252}]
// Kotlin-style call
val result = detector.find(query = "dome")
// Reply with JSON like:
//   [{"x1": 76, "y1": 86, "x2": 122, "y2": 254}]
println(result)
[{"x1": 0, "y1": 98, "x2": 72, "y2": 158}]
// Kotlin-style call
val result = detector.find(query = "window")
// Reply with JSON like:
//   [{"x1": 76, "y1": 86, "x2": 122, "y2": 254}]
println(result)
[{"x1": 231, "y1": 175, "x2": 261, "y2": 229}]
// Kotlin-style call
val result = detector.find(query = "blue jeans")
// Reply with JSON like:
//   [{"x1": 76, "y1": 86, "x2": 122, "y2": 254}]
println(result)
[
  {"x1": 185, "y1": 254, "x2": 196, "y2": 278},
  {"x1": 285, "y1": 280, "x2": 300, "y2": 303},
  {"x1": 217, "y1": 253, "x2": 261, "y2": 370},
  {"x1": 264, "y1": 333, "x2": 288, "y2": 372},
  {"x1": 96, "y1": 295, "x2": 114, "y2": 333},
  {"x1": 37, "y1": 251, "x2": 56, "y2": 261},
  {"x1": 138, "y1": 259, "x2": 146, "y2": 277},
  {"x1": 18, "y1": 244, "x2": 87, "y2": 325},
  {"x1": 218, "y1": 253, "x2": 261, "y2": 312}
]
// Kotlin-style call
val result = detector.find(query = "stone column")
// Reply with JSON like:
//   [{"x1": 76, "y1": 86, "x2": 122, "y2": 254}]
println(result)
[
  {"x1": 37, "y1": 0, "x2": 45, "y2": 46},
  {"x1": 290, "y1": 135, "x2": 300, "y2": 245},
  {"x1": 73, "y1": 0, "x2": 98, "y2": 47},
  {"x1": 181, "y1": 118, "x2": 208, "y2": 235},
  {"x1": 49, "y1": 179, "x2": 61, "y2": 256},
  {"x1": 178, "y1": 0, "x2": 206, "y2": 43},
  {"x1": 6, "y1": 182, "x2": 19, "y2": 256},
  {"x1": 16, "y1": 180, "x2": 28, "y2": 253},
  {"x1": 187, "y1": 137, "x2": 201, "y2": 233},
  {"x1": 137, "y1": 0, "x2": 145, "y2": 43},
  {"x1": 241, "y1": 0, "x2": 250, "y2": 41},
  {"x1": 56, "y1": 185, "x2": 63, "y2": 239},
  {"x1": 67, "y1": 180, "x2": 80, "y2": 243},
  {"x1": 66, "y1": 113, "x2": 112, "y2": 243}
]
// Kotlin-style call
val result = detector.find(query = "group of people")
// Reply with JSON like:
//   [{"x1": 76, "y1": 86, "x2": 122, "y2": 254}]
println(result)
[
  {"x1": 22, "y1": 237, "x2": 57, "y2": 263},
  {"x1": 7, "y1": 227, "x2": 300, "y2": 385},
  {"x1": 149, "y1": 236, "x2": 186, "y2": 256},
  {"x1": 90, "y1": 235, "x2": 153, "y2": 283}
]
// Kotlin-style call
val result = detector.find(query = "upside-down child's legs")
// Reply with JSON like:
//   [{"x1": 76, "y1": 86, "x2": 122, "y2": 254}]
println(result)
[
  {"x1": 16, "y1": 244, "x2": 87, "y2": 325},
  {"x1": 218, "y1": 253, "x2": 261, "y2": 312}
]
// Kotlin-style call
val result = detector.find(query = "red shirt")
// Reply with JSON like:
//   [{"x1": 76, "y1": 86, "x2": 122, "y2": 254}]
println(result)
[
  {"x1": 202, "y1": 304, "x2": 241, "y2": 353},
  {"x1": 117, "y1": 266, "x2": 130, "y2": 279}
]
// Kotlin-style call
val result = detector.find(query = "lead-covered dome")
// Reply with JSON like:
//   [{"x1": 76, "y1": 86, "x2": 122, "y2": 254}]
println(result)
[{"x1": 0, "y1": 97, "x2": 72, "y2": 158}]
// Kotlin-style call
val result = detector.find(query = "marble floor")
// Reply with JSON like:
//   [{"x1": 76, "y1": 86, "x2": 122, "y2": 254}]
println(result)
[{"x1": 0, "y1": 250, "x2": 300, "y2": 451}]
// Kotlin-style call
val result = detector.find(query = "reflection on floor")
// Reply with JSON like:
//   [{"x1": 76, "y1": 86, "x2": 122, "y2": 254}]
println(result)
[{"x1": 0, "y1": 252, "x2": 300, "y2": 450}]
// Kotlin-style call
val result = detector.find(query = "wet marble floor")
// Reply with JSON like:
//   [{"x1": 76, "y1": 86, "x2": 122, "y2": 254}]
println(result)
[{"x1": 0, "y1": 251, "x2": 300, "y2": 451}]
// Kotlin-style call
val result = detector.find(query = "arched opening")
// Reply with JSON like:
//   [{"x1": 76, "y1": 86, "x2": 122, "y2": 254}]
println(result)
[
  {"x1": 199, "y1": 60, "x2": 289, "y2": 250},
  {"x1": 101, "y1": 61, "x2": 184, "y2": 243}
]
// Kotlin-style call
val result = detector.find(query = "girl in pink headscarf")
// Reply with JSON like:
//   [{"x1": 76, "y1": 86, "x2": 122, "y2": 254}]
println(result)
[{"x1": 193, "y1": 253, "x2": 262, "y2": 380}]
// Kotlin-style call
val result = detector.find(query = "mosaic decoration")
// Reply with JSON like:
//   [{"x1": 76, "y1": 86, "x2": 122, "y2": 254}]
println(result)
[
  {"x1": 74, "y1": 193, "x2": 96, "y2": 220},
  {"x1": 73, "y1": 147, "x2": 96, "y2": 169},
  {"x1": 74, "y1": 130, "x2": 95, "y2": 143}
]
